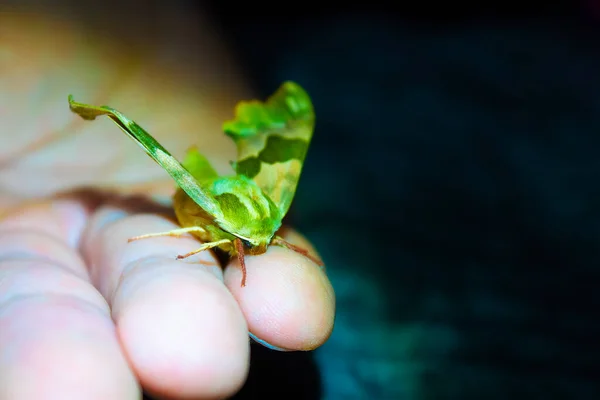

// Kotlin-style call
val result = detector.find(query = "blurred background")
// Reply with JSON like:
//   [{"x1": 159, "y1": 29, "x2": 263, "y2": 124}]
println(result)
[{"x1": 2, "y1": 0, "x2": 600, "y2": 398}]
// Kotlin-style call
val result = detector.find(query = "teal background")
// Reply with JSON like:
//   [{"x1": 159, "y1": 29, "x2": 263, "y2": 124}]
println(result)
[{"x1": 211, "y1": 5, "x2": 600, "y2": 399}]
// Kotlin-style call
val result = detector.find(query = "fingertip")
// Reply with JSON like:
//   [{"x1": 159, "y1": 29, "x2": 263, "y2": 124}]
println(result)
[
  {"x1": 113, "y1": 260, "x2": 250, "y2": 399},
  {"x1": 225, "y1": 241, "x2": 335, "y2": 351}
]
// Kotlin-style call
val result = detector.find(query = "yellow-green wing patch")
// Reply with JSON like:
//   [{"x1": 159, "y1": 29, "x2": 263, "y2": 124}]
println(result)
[
  {"x1": 222, "y1": 81, "x2": 315, "y2": 216},
  {"x1": 182, "y1": 147, "x2": 219, "y2": 184}
]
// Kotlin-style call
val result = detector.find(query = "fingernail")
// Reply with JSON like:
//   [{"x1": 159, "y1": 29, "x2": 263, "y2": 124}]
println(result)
[{"x1": 248, "y1": 333, "x2": 290, "y2": 352}]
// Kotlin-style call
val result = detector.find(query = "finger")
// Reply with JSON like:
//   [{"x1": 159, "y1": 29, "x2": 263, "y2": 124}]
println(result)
[
  {"x1": 81, "y1": 208, "x2": 249, "y2": 399},
  {"x1": 224, "y1": 228, "x2": 335, "y2": 351},
  {"x1": 0, "y1": 200, "x2": 140, "y2": 399}
]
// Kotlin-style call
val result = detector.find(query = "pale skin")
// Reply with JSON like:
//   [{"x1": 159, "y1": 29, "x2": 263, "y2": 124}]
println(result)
[{"x1": 0, "y1": 6, "x2": 335, "y2": 400}]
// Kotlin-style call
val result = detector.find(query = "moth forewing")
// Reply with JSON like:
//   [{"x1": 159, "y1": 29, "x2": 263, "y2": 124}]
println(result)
[{"x1": 68, "y1": 96, "x2": 222, "y2": 218}]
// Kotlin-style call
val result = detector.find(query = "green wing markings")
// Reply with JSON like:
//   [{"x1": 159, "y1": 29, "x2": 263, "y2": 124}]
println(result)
[
  {"x1": 256, "y1": 136, "x2": 308, "y2": 164},
  {"x1": 234, "y1": 158, "x2": 261, "y2": 178},
  {"x1": 235, "y1": 135, "x2": 308, "y2": 178}
]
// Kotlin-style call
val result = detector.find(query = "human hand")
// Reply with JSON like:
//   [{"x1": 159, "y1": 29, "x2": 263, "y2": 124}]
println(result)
[{"x1": 0, "y1": 9, "x2": 335, "y2": 399}]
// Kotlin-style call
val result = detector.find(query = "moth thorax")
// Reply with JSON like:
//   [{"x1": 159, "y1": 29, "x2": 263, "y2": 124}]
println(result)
[
  {"x1": 237, "y1": 190, "x2": 273, "y2": 220},
  {"x1": 213, "y1": 176, "x2": 281, "y2": 245},
  {"x1": 215, "y1": 176, "x2": 281, "y2": 221}
]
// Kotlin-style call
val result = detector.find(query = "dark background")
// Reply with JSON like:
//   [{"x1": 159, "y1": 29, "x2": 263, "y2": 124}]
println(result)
[{"x1": 190, "y1": 1, "x2": 600, "y2": 399}]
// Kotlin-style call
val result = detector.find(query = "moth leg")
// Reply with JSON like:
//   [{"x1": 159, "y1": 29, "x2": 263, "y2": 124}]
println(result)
[
  {"x1": 272, "y1": 237, "x2": 324, "y2": 266},
  {"x1": 127, "y1": 226, "x2": 207, "y2": 243},
  {"x1": 176, "y1": 238, "x2": 231, "y2": 260},
  {"x1": 234, "y1": 238, "x2": 247, "y2": 287}
]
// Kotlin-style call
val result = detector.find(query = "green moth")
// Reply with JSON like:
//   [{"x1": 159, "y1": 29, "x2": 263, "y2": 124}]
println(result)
[{"x1": 68, "y1": 81, "x2": 322, "y2": 286}]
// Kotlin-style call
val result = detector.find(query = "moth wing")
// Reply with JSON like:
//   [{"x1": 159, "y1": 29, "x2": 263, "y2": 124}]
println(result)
[
  {"x1": 181, "y1": 146, "x2": 219, "y2": 184},
  {"x1": 68, "y1": 95, "x2": 222, "y2": 218},
  {"x1": 222, "y1": 81, "x2": 315, "y2": 216}
]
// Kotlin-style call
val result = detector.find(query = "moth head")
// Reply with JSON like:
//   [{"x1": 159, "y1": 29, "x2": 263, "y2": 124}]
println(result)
[
  {"x1": 212, "y1": 176, "x2": 282, "y2": 254},
  {"x1": 236, "y1": 236, "x2": 268, "y2": 256}
]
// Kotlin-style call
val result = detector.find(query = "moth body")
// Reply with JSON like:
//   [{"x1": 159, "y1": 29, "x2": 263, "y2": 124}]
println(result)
[{"x1": 172, "y1": 174, "x2": 283, "y2": 257}]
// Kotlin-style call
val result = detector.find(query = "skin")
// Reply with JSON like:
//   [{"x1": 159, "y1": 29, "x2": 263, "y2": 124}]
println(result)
[{"x1": 0, "y1": 5, "x2": 335, "y2": 400}]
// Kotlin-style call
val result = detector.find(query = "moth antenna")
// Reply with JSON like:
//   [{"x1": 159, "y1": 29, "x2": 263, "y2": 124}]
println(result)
[
  {"x1": 234, "y1": 238, "x2": 247, "y2": 287},
  {"x1": 272, "y1": 237, "x2": 324, "y2": 266}
]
